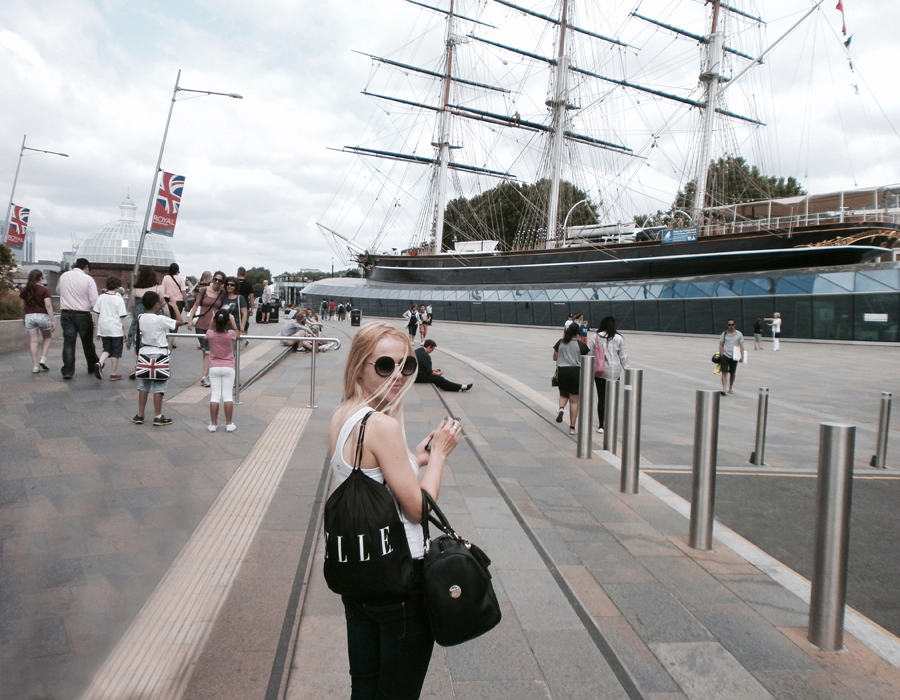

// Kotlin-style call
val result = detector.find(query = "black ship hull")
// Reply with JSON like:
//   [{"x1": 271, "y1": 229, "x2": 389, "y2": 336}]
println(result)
[{"x1": 365, "y1": 222, "x2": 899, "y2": 286}]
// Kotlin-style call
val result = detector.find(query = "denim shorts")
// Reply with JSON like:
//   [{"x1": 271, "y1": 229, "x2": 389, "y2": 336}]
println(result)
[
  {"x1": 195, "y1": 327, "x2": 210, "y2": 354},
  {"x1": 24, "y1": 313, "x2": 51, "y2": 332},
  {"x1": 101, "y1": 336, "x2": 124, "y2": 358},
  {"x1": 137, "y1": 378, "x2": 168, "y2": 394}
]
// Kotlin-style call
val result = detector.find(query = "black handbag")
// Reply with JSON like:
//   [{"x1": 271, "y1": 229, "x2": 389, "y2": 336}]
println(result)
[
  {"x1": 551, "y1": 368, "x2": 559, "y2": 387},
  {"x1": 323, "y1": 411, "x2": 415, "y2": 599},
  {"x1": 421, "y1": 490, "x2": 501, "y2": 646}
]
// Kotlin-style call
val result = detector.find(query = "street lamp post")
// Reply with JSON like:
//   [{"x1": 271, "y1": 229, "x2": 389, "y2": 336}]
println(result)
[
  {"x1": 2, "y1": 135, "x2": 69, "y2": 246},
  {"x1": 131, "y1": 70, "x2": 242, "y2": 285}
]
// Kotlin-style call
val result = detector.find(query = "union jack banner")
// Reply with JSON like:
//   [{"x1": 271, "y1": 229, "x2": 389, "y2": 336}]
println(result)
[
  {"x1": 135, "y1": 353, "x2": 171, "y2": 380},
  {"x1": 149, "y1": 172, "x2": 186, "y2": 237},
  {"x1": 6, "y1": 204, "x2": 29, "y2": 248}
]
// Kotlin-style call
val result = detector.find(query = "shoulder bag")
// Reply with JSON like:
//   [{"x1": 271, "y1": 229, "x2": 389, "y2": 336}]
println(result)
[
  {"x1": 420, "y1": 490, "x2": 501, "y2": 646},
  {"x1": 323, "y1": 411, "x2": 415, "y2": 599}
]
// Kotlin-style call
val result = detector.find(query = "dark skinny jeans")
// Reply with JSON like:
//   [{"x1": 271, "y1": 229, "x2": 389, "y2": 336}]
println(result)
[{"x1": 342, "y1": 590, "x2": 434, "y2": 700}]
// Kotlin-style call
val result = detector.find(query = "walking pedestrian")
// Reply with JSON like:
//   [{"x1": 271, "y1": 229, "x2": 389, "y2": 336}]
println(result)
[
  {"x1": 403, "y1": 303, "x2": 419, "y2": 343},
  {"x1": 133, "y1": 291, "x2": 177, "y2": 427},
  {"x1": 19, "y1": 269, "x2": 54, "y2": 374},
  {"x1": 186, "y1": 271, "x2": 226, "y2": 387},
  {"x1": 590, "y1": 316, "x2": 629, "y2": 435},
  {"x1": 260, "y1": 280, "x2": 273, "y2": 323},
  {"x1": 765, "y1": 312, "x2": 782, "y2": 351},
  {"x1": 718, "y1": 319, "x2": 745, "y2": 395},
  {"x1": 206, "y1": 309, "x2": 237, "y2": 433},
  {"x1": 328, "y1": 299, "x2": 336, "y2": 320},
  {"x1": 236, "y1": 267, "x2": 255, "y2": 335},
  {"x1": 753, "y1": 317, "x2": 764, "y2": 350},
  {"x1": 554, "y1": 322, "x2": 589, "y2": 435},
  {"x1": 160, "y1": 263, "x2": 186, "y2": 349},
  {"x1": 327, "y1": 321, "x2": 461, "y2": 699},
  {"x1": 57, "y1": 258, "x2": 100, "y2": 380},
  {"x1": 418, "y1": 304, "x2": 431, "y2": 343},
  {"x1": 92, "y1": 276, "x2": 129, "y2": 380}
]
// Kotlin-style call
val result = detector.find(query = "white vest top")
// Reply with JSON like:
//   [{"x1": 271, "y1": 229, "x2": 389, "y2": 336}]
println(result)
[{"x1": 330, "y1": 406, "x2": 424, "y2": 558}]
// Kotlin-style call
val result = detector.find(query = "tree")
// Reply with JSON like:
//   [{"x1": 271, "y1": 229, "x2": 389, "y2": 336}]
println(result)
[
  {"x1": 244, "y1": 267, "x2": 272, "y2": 298},
  {"x1": 673, "y1": 157, "x2": 805, "y2": 218},
  {"x1": 0, "y1": 244, "x2": 15, "y2": 292},
  {"x1": 442, "y1": 179, "x2": 597, "y2": 251}
]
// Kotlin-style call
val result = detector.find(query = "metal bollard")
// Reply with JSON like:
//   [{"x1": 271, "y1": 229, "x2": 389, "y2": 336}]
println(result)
[
  {"x1": 689, "y1": 390, "x2": 720, "y2": 551},
  {"x1": 620, "y1": 369, "x2": 643, "y2": 494},
  {"x1": 603, "y1": 379, "x2": 619, "y2": 453},
  {"x1": 808, "y1": 422, "x2": 856, "y2": 651},
  {"x1": 308, "y1": 339, "x2": 319, "y2": 408},
  {"x1": 870, "y1": 392, "x2": 892, "y2": 469},
  {"x1": 576, "y1": 355, "x2": 595, "y2": 458},
  {"x1": 749, "y1": 387, "x2": 769, "y2": 466},
  {"x1": 233, "y1": 336, "x2": 243, "y2": 404}
]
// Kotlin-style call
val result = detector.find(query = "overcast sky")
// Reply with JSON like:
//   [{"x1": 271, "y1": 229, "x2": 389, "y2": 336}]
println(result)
[{"x1": 1, "y1": 0, "x2": 897, "y2": 278}]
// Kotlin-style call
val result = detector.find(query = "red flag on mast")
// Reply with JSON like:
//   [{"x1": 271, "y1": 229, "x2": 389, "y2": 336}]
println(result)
[
  {"x1": 149, "y1": 171, "x2": 185, "y2": 237},
  {"x1": 6, "y1": 204, "x2": 29, "y2": 248},
  {"x1": 835, "y1": 1, "x2": 847, "y2": 35}
]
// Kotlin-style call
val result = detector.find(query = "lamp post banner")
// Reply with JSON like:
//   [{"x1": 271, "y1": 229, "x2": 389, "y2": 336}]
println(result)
[
  {"x1": 149, "y1": 172, "x2": 185, "y2": 236},
  {"x1": 5, "y1": 204, "x2": 29, "y2": 248}
]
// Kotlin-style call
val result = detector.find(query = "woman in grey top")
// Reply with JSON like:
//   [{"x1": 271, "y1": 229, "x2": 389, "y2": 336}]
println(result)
[
  {"x1": 590, "y1": 316, "x2": 629, "y2": 434},
  {"x1": 553, "y1": 322, "x2": 590, "y2": 434}
]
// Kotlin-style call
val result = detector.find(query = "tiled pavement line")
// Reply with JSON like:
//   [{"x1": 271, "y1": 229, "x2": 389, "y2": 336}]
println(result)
[
  {"x1": 166, "y1": 340, "x2": 279, "y2": 404},
  {"x1": 79, "y1": 407, "x2": 313, "y2": 700},
  {"x1": 441, "y1": 344, "x2": 900, "y2": 671}
]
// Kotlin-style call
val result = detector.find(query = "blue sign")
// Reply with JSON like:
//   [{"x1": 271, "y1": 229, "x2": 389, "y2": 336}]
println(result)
[{"x1": 661, "y1": 227, "x2": 698, "y2": 244}]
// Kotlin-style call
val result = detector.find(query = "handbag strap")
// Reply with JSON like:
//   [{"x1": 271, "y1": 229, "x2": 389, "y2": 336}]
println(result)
[
  {"x1": 352, "y1": 411, "x2": 374, "y2": 471},
  {"x1": 421, "y1": 490, "x2": 458, "y2": 544}
]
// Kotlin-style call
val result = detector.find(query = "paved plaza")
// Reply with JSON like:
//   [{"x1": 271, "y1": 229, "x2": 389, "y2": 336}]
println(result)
[{"x1": 1, "y1": 317, "x2": 899, "y2": 699}]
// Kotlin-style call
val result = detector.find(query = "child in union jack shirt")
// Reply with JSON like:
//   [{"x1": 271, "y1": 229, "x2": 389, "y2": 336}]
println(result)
[{"x1": 133, "y1": 291, "x2": 177, "y2": 427}]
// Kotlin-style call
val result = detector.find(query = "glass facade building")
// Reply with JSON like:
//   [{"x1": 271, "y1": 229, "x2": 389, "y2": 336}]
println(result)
[{"x1": 303, "y1": 263, "x2": 900, "y2": 342}]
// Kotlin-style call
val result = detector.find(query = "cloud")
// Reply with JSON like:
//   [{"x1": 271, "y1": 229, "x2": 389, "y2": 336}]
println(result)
[{"x1": 1, "y1": 0, "x2": 898, "y2": 275}]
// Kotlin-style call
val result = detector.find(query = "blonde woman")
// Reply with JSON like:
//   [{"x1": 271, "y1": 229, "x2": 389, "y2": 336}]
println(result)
[{"x1": 327, "y1": 321, "x2": 461, "y2": 699}]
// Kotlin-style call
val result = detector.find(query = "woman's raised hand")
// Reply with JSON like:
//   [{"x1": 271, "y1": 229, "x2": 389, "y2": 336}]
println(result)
[
  {"x1": 413, "y1": 429, "x2": 436, "y2": 466},
  {"x1": 429, "y1": 417, "x2": 462, "y2": 457}
]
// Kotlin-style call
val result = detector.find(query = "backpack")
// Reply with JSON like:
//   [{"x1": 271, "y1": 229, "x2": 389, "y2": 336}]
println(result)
[
  {"x1": 592, "y1": 335, "x2": 607, "y2": 376},
  {"x1": 323, "y1": 411, "x2": 416, "y2": 599}
]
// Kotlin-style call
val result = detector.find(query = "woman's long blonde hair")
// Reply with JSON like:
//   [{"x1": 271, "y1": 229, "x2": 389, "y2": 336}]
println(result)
[{"x1": 342, "y1": 321, "x2": 416, "y2": 419}]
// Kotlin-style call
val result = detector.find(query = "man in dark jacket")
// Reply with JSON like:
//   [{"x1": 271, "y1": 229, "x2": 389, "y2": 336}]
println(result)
[{"x1": 414, "y1": 340, "x2": 472, "y2": 392}]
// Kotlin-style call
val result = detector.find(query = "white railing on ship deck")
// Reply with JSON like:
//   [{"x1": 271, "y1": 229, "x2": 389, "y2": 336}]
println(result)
[{"x1": 699, "y1": 210, "x2": 900, "y2": 237}]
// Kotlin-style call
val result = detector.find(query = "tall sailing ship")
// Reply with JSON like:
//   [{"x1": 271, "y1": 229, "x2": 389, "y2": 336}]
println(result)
[{"x1": 319, "y1": 0, "x2": 900, "y2": 287}]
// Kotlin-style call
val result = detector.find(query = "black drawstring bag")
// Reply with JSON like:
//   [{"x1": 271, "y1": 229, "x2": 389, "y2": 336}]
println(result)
[
  {"x1": 421, "y1": 490, "x2": 502, "y2": 646},
  {"x1": 323, "y1": 411, "x2": 415, "y2": 599}
]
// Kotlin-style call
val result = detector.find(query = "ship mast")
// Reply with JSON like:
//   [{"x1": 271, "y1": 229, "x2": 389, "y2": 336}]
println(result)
[
  {"x1": 432, "y1": 0, "x2": 457, "y2": 252},
  {"x1": 691, "y1": 0, "x2": 724, "y2": 228},
  {"x1": 545, "y1": 0, "x2": 570, "y2": 249}
]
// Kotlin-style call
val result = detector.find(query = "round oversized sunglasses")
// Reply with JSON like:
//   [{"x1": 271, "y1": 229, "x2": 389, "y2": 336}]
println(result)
[{"x1": 369, "y1": 355, "x2": 417, "y2": 377}]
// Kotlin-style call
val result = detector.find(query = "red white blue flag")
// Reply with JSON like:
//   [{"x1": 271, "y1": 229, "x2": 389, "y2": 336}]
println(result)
[
  {"x1": 135, "y1": 353, "x2": 171, "y2": 380},
  {"x1": 6, "y1": 204, "x2": 29, "y2": 248},
  {"x1": 150, "y1": 171, "x2": 185, "y2": 237}
]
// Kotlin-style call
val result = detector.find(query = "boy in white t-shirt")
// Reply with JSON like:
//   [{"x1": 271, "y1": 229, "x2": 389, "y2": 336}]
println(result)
[
  {"x1": 92, "y1": 275, "x2": 129, "y2": 380},
  {"x1": 134, "y1": 291, "x2": 178, "y2": 427}
]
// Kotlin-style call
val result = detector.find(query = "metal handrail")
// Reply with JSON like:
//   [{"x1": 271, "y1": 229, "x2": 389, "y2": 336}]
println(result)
[{"x1": 164, "y1": 333, "x2": 342, "y2": 406}]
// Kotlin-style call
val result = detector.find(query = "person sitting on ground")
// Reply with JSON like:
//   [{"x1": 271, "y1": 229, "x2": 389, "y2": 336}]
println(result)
[
  {"x1": 414, "y1": 339, "x2": 472, "y2": 392},
  {"x1": 280, "y1": 314, "x2": 313, "y2": 352}
]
